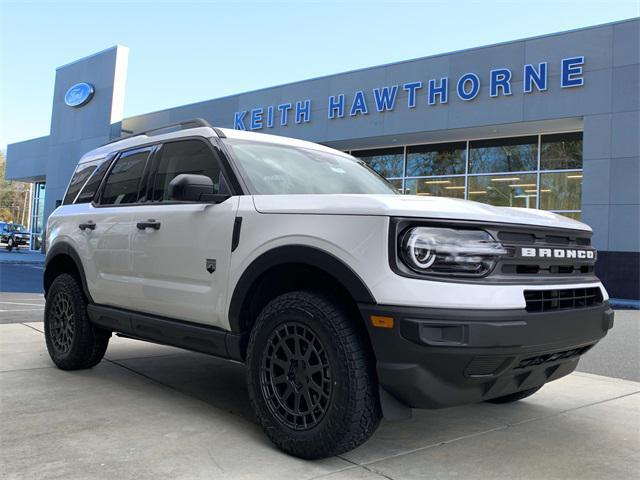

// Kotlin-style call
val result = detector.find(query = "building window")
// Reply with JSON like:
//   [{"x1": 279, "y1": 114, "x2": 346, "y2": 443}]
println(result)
[
  {"x1": 405, "y1": 176, "x2": 465, "y2": 198},
  {"x1": 539, "y1": 172, "x2": 583, "y2": 211},
  {"x1": 30, "y1": 182, "x2": 45, "y2": 250},
  {"x1": 469, "y1": 136, "x2": 538, "y2": 174},
  {"x1": 468, "y1": 173, "x2": 538, "y2": 208},
  {"x1": 541, "y1": 132, "x2": 583, "y2": 170},
  {"x1": 353, "y1": 131, "x2": 583, "y2": 217},
  {"x1": 406, "y1": 142, "x2": 466, "y2": 177},
  {"x1": 386, "y1": 178, "x2": 403, "y2": 191},
  {"x1": 352, "y1": 147, "x2": 404, "y2": 178}
]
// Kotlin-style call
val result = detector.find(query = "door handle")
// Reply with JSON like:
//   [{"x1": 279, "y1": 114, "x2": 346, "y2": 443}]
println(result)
[
  {"x1": 136, "y1": 219, "x2": 161, "y2": 230},
  {"x1": 79, "y1": 221, "x2": 96, "y2": 231}
]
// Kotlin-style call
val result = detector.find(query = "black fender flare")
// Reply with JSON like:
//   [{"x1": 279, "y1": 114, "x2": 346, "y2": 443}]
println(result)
[
  {"x1": 44, "y1": 242, "x2": 93, "y2": 303},
  {"x1": 228, "y1": 245, "x2": 376, "y2": 333}
]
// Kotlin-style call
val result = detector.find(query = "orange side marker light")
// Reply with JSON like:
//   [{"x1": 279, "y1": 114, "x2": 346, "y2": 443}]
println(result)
[{"x1": 370, "y1": 315, "x2": 394, "y2": 329}]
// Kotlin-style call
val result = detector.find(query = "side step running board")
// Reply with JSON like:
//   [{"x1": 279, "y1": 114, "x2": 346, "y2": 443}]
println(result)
[{"x1": 87, "y1": 304, "x2": 244, "y2": 362}]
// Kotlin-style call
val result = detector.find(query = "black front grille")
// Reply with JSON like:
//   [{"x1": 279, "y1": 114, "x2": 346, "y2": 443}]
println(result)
[
  {"x1": 497, "y1": 231, "x2": 591, "y2": 247},
  {"x1": 465, "y1": 356, "x2": 512, "y2": 377},
  {"x1": 498, "y1": 227, "x2": 595, "y2": 277},
  {"x1": 524, "y1": 287, "x2": 603, "y2": 312},
  {"x1": 503, "y1": 264, "x2": 595, "y2": 276},
  {"x1": 516, "y1": 346, "x2": 591, "y2": 369}
]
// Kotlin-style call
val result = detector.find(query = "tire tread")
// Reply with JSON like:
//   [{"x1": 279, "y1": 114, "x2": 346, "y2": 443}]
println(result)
[
  {"x1": 45, "y1": 273, "x2": 109, "y2": 370},
  {"x1": 246, "y1": 290, "x2": 381, "y2": 459}
]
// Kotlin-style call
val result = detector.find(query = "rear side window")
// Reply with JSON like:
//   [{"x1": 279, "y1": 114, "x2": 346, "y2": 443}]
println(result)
[
  {"x1": 75, "y1": 157, "x2": 113, "y2": 204},
  {"x1": 99, "y1": 149, "x2": 150, "y2": 205},
  {"x1": 152, "y1": 140, "x2": 224, "y2": 201},
  {"x1": 63, "y1": 162, "x2": 98, "y2": 205}
]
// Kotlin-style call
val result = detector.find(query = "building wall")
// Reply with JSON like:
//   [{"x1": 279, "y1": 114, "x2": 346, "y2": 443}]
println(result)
[
  {"x1": 6, "y1": 19, "x2": 639, "y2": 297},
  {"x1": 7, "y1": 46, "x2": 129, "y2": 224},
  {"x1": 122, "y1": 19, "x2": 639, "y2": 252}
]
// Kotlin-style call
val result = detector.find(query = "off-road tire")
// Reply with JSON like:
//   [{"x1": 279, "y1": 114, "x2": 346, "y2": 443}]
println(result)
[
  {"x1": 246, "y1": 290, "x2": 381, "y2": 459},
  {"x1": 44, "y1": 273, "x2": 110, "y2": 370},
  {"x1": 486, "y1": 386, "x2": 543, "y2": 404}
]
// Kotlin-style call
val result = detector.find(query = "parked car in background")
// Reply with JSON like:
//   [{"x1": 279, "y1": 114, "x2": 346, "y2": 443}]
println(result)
[{"x1": 0, "y1": 223, "x2": 30, "y2": 251}]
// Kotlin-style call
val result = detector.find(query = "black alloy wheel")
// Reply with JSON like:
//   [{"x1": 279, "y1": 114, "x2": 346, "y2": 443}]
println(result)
[
  {"x1": 49, "y1": 290, "x2": 76, "y2": 354},
  {"x1": 246, "y1": 290, "x2": 381, "y2": 459},
  {"x1": 44, "y1": 273, "x2": 110, "y2": 370},
  {"x1": 260, "y1": 321, "x2": 333, "y2": 430}
]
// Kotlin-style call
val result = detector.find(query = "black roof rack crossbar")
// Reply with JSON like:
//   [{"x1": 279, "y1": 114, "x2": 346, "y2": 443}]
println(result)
[{"x1": 103, "y1": 118, "x2": 214, "y2": 146}]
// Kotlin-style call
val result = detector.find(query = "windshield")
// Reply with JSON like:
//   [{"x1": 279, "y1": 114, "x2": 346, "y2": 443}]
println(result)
[
  {"x1": 9, "y1": 224, "x2": 26, "y2": 232},
  {"x1": 223, "y1": 139, "x2": 398, "y2": 195}
]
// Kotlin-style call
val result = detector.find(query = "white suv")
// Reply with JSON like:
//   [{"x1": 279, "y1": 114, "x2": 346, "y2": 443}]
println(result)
[{"x1": 44, "y1": 119, "x2": 614, "y2": 458}]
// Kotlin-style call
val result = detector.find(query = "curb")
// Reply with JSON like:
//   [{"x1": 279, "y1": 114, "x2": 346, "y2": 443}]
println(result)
[
  {"x1": 610, "y1": 298, "x2": 640, "y2": 310},
  {"x1": 0, "y1": 260, "x2": 45, "y2": 266}
]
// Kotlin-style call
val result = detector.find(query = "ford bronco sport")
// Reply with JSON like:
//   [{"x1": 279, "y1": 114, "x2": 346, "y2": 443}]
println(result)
[{"x1": 44, "y1": 119, "x2": 614, "y2": 458}]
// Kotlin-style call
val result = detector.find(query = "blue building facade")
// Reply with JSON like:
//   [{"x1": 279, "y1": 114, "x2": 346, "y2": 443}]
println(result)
[{"x1": 6, "y1": 19, "x2": 639, "y2": 298}]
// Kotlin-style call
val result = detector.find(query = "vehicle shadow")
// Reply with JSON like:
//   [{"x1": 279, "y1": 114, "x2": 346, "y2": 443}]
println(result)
[{"x1": 102, "y1": 335, "x2": 594, "y2": 464}]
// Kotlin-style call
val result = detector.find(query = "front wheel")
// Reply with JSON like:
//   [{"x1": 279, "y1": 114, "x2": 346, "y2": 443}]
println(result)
[
  {"x1": 246, "y1": 291, "x2": 381, "y2": 459},
  {"x1": 44, "y1": 273, "x2": 110, "y2": 370},
  {"x1": 6, "y1": 238, "x2": 14, "y2": 251}
]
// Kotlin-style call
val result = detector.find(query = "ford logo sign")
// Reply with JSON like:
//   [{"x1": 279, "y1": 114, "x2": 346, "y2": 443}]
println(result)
[{"x1": 64, "y1": 82, "x2": 95, "y2": 108}]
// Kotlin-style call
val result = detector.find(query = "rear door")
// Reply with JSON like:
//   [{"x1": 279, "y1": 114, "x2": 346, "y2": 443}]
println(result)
[
  {"x1": 129, "y1": 138, "x2": 239, "y2": 327},
  {"x1": 80, "y1": 146, "x2": 155, "y2": 308}
]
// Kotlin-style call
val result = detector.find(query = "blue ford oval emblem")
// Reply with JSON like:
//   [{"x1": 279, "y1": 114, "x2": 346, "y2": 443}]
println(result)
[{"x1": 64, "y1": 82, "x2": 95, "y2": 107}]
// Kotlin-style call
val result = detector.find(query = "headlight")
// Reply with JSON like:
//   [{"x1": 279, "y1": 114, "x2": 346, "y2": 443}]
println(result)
[{"x1": 400, "y1": 227, "x2": 507, "y2": 277}]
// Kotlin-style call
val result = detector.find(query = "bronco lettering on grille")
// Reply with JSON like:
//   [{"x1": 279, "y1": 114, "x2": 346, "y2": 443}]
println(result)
[{"x1": 521, "y1": 247, "x2": 595, "y2": 259}]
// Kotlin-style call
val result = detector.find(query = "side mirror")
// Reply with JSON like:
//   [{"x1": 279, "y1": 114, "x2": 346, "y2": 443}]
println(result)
[{"x1": 168, "y1": 174, "x2": 230, "y2": 203}]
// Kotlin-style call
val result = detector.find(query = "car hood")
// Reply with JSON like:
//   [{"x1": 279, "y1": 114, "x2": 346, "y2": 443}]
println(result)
[{"x1": 252, "y1": 194, "x2": 591, "y2": 231}]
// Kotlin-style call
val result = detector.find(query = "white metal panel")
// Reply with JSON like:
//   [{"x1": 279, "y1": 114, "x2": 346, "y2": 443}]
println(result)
[{"x1": 252, "y1": 194, "x2": 592, "y2": 231}]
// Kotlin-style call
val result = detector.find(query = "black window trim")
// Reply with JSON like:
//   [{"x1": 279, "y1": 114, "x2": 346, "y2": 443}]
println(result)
[
  {"x1": 91, "y1": 135, "x2": 246, "y2": 209},
  {"x1": 145, "y1": 137, "x2": 231, "y2": 204},
  {"x1": 92, "y1": 145, "x2": 157, "y2": 208},
  {"x1": 73, "y1": 153, "x2": 117, "y2": 205},
  {"x1": 63, "y1": 161, "x2": 99, "y2": 206}
]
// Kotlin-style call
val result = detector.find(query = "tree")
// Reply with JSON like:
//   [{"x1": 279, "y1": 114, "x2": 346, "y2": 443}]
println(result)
[{"x1": 0, "y1": 151, "x2": 31, "y2": 225}]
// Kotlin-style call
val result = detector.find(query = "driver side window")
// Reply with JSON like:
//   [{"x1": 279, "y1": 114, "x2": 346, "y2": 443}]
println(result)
[{"x1": 152, "y1": 140, "x2": 226, "y2": 202}]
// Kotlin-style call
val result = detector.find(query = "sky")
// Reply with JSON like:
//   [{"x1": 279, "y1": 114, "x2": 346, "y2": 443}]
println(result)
[{"x1": 1, "y1": 0, "x2": 638, "y2": 150}]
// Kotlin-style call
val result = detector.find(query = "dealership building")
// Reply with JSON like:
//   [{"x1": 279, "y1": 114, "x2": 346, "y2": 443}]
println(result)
[{"x1": 6, "y1": 18, "x2": 639, "y2": 298}]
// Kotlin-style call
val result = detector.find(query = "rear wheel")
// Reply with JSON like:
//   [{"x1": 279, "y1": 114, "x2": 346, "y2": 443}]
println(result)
[
  {"x1": 44, "y1": 273, "x2": 110, "y2": 370},
  {"x1": 246, "y1": 290, "x2": 381, "y2": 459},
  {"x1": 486, "y1": 386, "x2": 543, "y2": 404}
]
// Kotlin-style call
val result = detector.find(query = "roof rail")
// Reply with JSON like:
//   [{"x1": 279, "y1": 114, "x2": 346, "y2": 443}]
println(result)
[{"x1": 103, "y1": 118, "x2": 213, "y2": 146}]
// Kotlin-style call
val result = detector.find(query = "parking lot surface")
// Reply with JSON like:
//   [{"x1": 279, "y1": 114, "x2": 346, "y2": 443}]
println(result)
[
  {"x1": 1, "y1": 263, "x2": 639, "y2": 478},
  {"x1": 1, "y1": 319, "x2": 639, "y2": 480}
]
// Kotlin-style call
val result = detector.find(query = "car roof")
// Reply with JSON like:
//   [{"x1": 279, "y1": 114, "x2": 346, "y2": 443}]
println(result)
[{"x1": 78, "y1": 121, "x2": 350, "y2": 165}]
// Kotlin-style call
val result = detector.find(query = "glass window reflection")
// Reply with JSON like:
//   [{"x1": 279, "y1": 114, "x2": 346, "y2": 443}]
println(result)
[
  {"x1": 540, "y1": 172, "x2": 582, "y2": 211},
  {"x1": 404, "y1": 176, "x2": 465, "y2": 198},
  {"x1": 469, "y1": 136, "x2": 538, "y2": 173},
  {"x1": 468, "y1": 173, "x2": 538, "y2": 208},
  {"x1": 406, "y1": 142, "x2": 466, "y2": 177},
  {"x1": 541, "y1": 132, "x2": 583, "y2": 170},
  {"x1": 351, "y1": 147, "x2": 404, "y2": 178}
]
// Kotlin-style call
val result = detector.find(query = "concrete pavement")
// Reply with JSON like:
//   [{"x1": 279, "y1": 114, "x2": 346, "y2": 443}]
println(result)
[{"x1": 1, "y1": 322, "x2": 639, "y2": 480}]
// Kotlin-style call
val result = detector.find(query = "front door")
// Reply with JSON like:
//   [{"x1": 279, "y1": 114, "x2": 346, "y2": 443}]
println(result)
[{"x1": 129, "y1": 139, "x2": 238, "y2": 328}]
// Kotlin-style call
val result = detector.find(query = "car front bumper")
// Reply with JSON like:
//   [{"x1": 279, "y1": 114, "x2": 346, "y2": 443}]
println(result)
[{"x1": 359, "y1": 302, "x2": 614, "y2": 409}]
